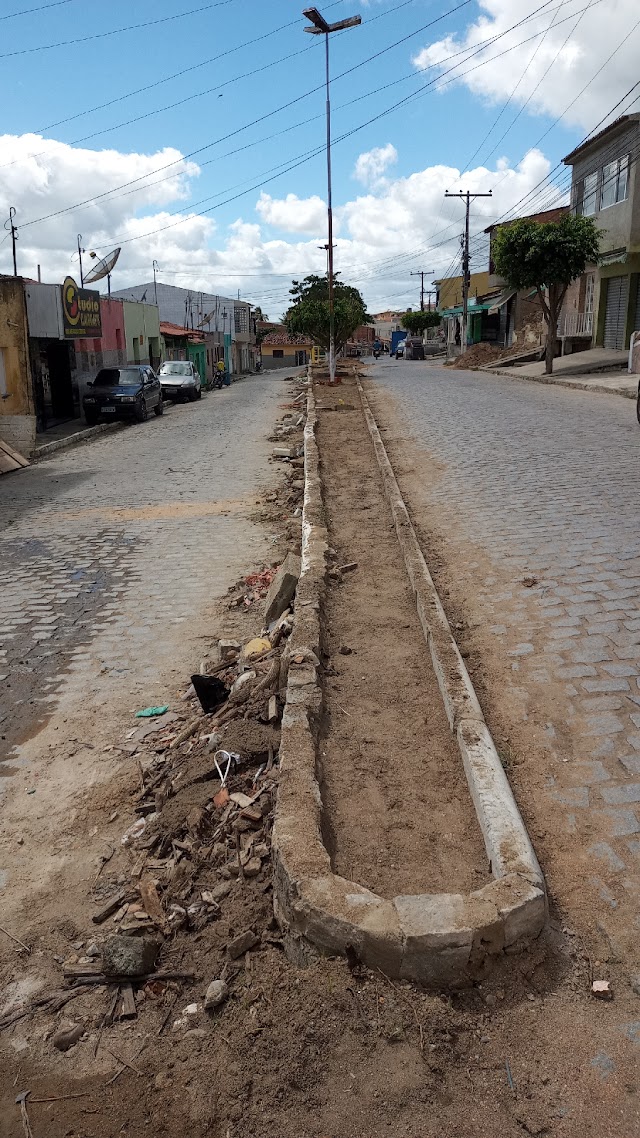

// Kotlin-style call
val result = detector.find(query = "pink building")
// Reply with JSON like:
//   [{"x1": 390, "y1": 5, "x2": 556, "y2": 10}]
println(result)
[{"x1": 74, "y1": 298, "x2": 127, "y2": 411}]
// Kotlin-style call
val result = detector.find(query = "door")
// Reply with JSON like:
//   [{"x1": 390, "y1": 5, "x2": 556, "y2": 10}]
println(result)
[
  {"x1": 145, "y1": 368, "x2": 160, "y2": 407},
  {"x1": 603, "y1": 275, "x2": 629, "y2": 349},
  {"x1": 634, "y1": 276, "x2": 640, "y2": 335}
]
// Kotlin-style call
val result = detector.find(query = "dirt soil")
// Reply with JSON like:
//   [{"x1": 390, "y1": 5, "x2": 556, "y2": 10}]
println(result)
[
  {"x1": 448, "y1": 341, "x2": 539, "y2": 370},
  {"x1": 2, "y1": 374, "x2": 639, "y2": 1138},
  {"x1": 315, "y1": 379, "x2": 489, "y2": 898}
]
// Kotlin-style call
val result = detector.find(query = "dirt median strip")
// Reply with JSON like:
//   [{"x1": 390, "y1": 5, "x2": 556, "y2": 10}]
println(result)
[{"x1": 273, "y1": 370, "x2": 546, "y2": 988}]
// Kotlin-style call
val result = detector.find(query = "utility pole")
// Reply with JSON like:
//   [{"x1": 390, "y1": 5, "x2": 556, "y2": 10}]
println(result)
[
  {"x1": 444, "y1": 190, "x2": 492, "y2": 354},
  {"x1": 152, "y1": 259, "x2": 159, "y2": 306},
  {"x1": 5, "y1": 207, "x2": 18, "y2": 276},
  {"x1": 410, "y1": 269, "x2": 434, "y2": 312},
  {"x1": 77, "y1": 234, "x2": 84, "y2": 286},
  {"x1": 424, "y1": 289, "x2": 436, "y2": 311}
]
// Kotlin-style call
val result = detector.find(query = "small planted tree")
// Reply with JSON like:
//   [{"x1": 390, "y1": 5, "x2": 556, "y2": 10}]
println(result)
[
  {"x1": 284, "y1": 274, "x2": 372, "y2": 356},
  {"x1": 492, "y1": 214, "x2": 599, "y2": 374},
  {"x1": 401, "y1": 310, "x2": 441, "y2": 336}
]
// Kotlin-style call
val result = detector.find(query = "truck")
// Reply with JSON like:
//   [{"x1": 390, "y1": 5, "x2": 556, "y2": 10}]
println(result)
[{"x1": 391, "y1": 329, "x2": 407, "y2": 357}]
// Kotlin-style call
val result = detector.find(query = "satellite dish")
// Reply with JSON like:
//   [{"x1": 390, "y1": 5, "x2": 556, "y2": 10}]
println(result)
[{"x1": 84, "y1": 247, "x2": 121, "y2": 285}]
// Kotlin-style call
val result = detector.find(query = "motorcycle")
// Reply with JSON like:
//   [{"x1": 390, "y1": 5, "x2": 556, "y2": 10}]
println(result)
[{"x1": 373, "y1": 349, "x2": 380, "y2": 359}]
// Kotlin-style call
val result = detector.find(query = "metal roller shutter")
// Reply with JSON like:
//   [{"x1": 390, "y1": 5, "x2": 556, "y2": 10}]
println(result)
[
  {"x1": 603, "y1": 275, "x2": 629, "y2": 349},
  {"x1": 634, "y1": 276, "x2": 640, "y2": 334}
]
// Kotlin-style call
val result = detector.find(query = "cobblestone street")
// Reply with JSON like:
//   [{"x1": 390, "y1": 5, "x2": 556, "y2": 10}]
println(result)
[
  {"x1": 369, "y1": 361, "x2": 640, "y2": 966},
  {"x1": 0, "y1": 375, "x2": 287, "y2": 910}
]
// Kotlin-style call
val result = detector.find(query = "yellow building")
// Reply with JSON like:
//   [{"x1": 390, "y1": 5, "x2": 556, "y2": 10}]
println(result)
[
  {"x1": 0, "y1": 276, "x2": 34, "y2": 455},
  {"x1": 261, "y1": 330, "x2": 313, "y2": 370},
  {"x1": 435, "y1": 271, "x2": 492, "y2": 312}
]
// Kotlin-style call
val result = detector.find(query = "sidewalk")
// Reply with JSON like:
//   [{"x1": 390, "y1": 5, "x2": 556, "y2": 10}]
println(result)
[
  {"x1": 480, "y1": 346, "x2": 637, "y2": 400},
  {"x1": 34, "y1": 417, "x2": 124, "y2": 458}
]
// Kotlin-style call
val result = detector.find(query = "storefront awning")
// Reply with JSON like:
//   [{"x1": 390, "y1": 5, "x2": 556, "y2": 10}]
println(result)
[{"x1": 487, "y1": 290, "x2": 516, "y2": 314}]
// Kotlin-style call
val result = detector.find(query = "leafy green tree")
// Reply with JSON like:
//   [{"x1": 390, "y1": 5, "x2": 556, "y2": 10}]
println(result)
[
  {"x1": 284, "y1": 274, "x2": 372, "y2": 354},
  {"x1": 492, "y1": 214, "x2": 600, "y2": 374},
  {"x1": 401, "y1": 310, "x2": 441, "y2": 335}
]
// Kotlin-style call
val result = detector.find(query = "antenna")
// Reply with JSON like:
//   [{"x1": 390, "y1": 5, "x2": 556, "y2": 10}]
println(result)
[
  {"x1": 84, "y1": 247, "x2": 121, "y2": 284},
  {"x1": 84, "y1": 246, "x2": 121, "y2": 297}
]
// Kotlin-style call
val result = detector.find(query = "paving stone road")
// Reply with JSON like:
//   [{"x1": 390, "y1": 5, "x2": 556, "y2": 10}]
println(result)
[
  {"x1": 369, "y1": 360, "x2": 640, "y2": 959},
  {"x1": 0, "y1": 375, "x2": 288, "y2": 772}
]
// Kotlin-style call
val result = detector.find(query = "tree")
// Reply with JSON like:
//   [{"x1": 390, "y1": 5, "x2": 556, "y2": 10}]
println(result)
[
  {"x1": 492, "y1": 214, "x2": 600, "y2": 374},
  {"x1": 401, "y1": 310, "x2": 441, "y2": 335},
  {"x1": 284, "y1": 274, "x2": 372, "y2": 355}
]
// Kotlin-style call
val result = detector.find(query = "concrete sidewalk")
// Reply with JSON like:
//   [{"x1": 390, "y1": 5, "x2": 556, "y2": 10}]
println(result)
[
  {"x1": 478, "y1": 343, "x2": 633, "y2": 398},
  {"x1": 482, "y1": 366, "x2": 637, "y2": 399},
  {"x1": 479, "y1": 346, "x2": 637, "y2": 400}
]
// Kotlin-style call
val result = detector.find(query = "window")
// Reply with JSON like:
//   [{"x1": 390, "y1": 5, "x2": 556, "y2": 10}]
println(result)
[
  {"x1": 272, "y1": 349, "x2": 284, "y2": 358},
  {"x1": 581, "y1": 172, "x2": 598, "y2": 216},
  {"x1": 234, "y1": 305, "x2": 248, "y2": 334},
  {"x1": 600, "y1": 155, "x2": 629, "y2": 209}
]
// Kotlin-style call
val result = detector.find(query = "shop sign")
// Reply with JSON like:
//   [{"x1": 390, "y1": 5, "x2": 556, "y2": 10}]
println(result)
[{"x1": 61, "y1": 276, "x2": 102, "y2": 338}]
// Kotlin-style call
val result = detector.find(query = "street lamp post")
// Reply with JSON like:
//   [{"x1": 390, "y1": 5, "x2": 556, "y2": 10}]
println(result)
[{"x1": 303, "y1": 7, "x2": 361, "y2": 385}]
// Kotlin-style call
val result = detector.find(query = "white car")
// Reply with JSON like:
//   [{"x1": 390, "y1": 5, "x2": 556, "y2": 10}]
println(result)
[{"x1": 158, "y1": 360, "x2": 202, "y2": 402}]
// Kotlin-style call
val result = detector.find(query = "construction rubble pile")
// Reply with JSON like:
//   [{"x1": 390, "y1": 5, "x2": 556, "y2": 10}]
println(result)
[{"x1": 0, "y1": 374, "x2": 309, "y2": 1056}]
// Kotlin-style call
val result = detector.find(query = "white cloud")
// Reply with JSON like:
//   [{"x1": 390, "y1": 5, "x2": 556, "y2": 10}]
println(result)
[
  {"x1": 0, "y1": 132, "x2": 561, "y2": 316},
  {"x1": 255, "y1": 191, "x2": 326, "y2": 234},
  {"x1": 411, "y1": 0, "x2": 640, "y2": 132},
  {"x1": 353, "y1": 143, "x2": 398, "y2": 188}
]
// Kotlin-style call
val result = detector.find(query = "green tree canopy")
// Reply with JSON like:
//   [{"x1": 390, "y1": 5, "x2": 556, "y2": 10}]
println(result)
[
  {"x1": 401, "y1": 310, "x2": 441, "y2": 335},
  {"x1": 492, "y1": 214, "x2": 600, "y2": 373},
  {"x1": 284, "y1": 274, "x2": 372, "y2": 354}
]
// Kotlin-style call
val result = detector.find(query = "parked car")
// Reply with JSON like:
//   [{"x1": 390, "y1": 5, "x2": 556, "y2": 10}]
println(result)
[
  {"x1": 83, "y1": 366, "x2": 163, "y2": 425},
  {"x1": 158, "y1": 360, "x2": 201, "y2": 402}
]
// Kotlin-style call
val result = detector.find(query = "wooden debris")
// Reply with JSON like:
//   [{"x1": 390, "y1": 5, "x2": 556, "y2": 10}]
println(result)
[
  {"x1": 139, "y1": 878, "x2": 167, "y2": 933},
  {"x1": 0, "y1": 923, "x2": 31, "y2": 954},
  {"x1": 92, "y1": 891, "x2": 126, "y2": 925},
  {"x1": 62, "y1": 961, "x2": 103, "y2": 979},
  {"x1": 119, "y1": 984, "x2": 137, "y2": 1019}
]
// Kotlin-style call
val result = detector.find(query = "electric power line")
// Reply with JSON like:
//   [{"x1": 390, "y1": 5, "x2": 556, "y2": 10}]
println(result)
[
  {"x1": 0, "y1": 0, "x2": 239, "y2": 59},
  {"x1": 2, "y1": 0, "x2": 73, "y2": 17},
  {"x1": 17, "y1": 0, "x2": 584, "y2": 230}
]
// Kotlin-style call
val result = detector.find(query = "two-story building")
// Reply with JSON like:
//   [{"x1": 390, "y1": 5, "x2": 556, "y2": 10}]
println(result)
[{"x1": 563, "y1": 113, "x2": 640, "y2": 351}]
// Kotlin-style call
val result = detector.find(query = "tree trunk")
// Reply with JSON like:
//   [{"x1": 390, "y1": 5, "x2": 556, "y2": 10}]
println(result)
[{"x1": 544, "y1": 284, "x2": 560, "y2": 375}]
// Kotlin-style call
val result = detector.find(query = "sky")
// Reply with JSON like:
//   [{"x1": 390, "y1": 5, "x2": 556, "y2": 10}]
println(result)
[{"x1": 0, "y1": 0, "x2": 639, "y2": 316}]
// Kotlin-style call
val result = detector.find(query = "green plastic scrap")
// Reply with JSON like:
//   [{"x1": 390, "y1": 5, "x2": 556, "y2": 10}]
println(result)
[{"x1": 135, "y1": 705, "x2": 169, "y2": 719}]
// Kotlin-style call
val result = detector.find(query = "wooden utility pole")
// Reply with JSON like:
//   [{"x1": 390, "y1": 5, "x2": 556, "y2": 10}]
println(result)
[
  {"x1": 410, "y1": 269, "x2": 434, "y2": 311},
  {"x1": 444, "y1": 190, "x2": 492, "y2": 353}
]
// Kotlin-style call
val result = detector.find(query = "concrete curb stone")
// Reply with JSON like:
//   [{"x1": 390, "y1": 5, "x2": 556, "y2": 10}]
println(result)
[
  {"x1": 272, "y1": 374, "x2": 546, "y2": 987},
  {"x1": 34, "y1": 420, "x2": 125, "y2": 460}
]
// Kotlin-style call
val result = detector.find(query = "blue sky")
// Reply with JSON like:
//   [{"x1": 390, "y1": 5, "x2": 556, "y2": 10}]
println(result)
[{"x1": 1, "y1": 0, "x2": 638, "y2": 313}]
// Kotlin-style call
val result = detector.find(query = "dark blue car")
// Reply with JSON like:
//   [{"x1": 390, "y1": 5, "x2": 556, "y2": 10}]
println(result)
[{"x1": 83, "y1": 365, "x2": 163, "y2": 426}]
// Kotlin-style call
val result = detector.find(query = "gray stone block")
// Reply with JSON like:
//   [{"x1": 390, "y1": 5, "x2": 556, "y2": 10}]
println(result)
[
  {"x1": 101, "y1": 935, "x2": 160, "y2": 977},
  {"x1": 264, "y1": 552, "x2": 301, "y2": 625}
]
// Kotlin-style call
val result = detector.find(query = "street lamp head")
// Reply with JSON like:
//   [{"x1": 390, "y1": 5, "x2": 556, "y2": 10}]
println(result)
[
  {"x1": 303, "y1": 7, "x2": 329, "y2": 32},
  {"x1": 328, "y1": 15, "x2": 362, "y2": 30},
  {"x1": 303, "y1": 7, "x2": 361, "y2": 33}
]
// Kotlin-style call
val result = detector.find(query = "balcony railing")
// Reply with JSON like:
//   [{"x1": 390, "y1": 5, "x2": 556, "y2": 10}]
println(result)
[{"x1": 558, "y1": 311, "x2": 593, "y2": 337}]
